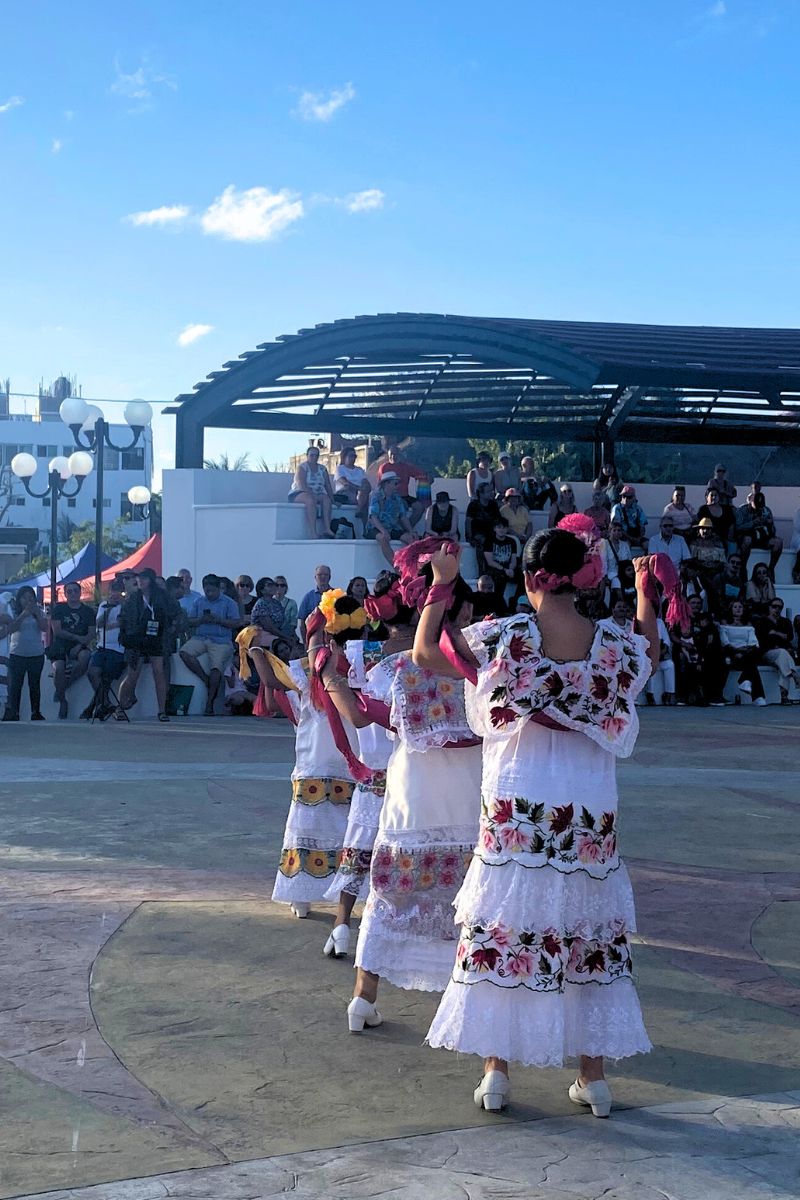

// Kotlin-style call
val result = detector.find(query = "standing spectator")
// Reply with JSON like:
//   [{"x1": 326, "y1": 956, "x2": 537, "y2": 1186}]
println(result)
[
  {"x1": 648, "y1": 515, "x2": 690, "y2": 571},
  {"x1": 756, "y1": 598, "x2": 799, "y2": 704},
  {"x1": 745, "y1": 562, "x2": 776, "y2": 619},
  {"x1": 735, "y1": 490, "x2": 784, "y2": 579},
  {"x1": 645, "y1": 616, "x2": 675, "y2": 706},
  {"x1": 377, "y1": 445, "x2": 428, "y2": 527},
  {"x1": 583, "y1": 488, "x2": 611, "y2": 534},
  {"x1": 1, "y1": 586, "x2": 47, "y2": 721},
  {"x1": 470, "y1": 574, "x2": 508, "y2": 619},
  {"x1": 298, "y1": 565, "x2": 333, "y2": 628},
  {"x1": 484, "y1": 517, "x2": 518, "y2": 602},
  {"x1": 662, "y1": 486, "x2": 696, "y2": 538},
  {"x1": 117, "y1": 568, "x2": 172, "y2": 721},
  {"x1": 424, "y1": 490, "x2": 459, "y2": 539},
  {"x1": 84, "y1": 577, "x2": 127, "y2": 719},
  {"x1": 288, "y1": 445, "x2": 336, "y2": 539},
  {"x1": 712, "y1": 553, "x2": 746, "y2": 616},
  {"x1": 492, "y1": 451, "x2": 520, "y2": 497},
  {"x1": 548, "y1": 483, "x2": 577, "y2": 527},
  {"x1": 366, "y1": 472, "x2": 416, "y2": 566},
  {"x1": 719, "y1": 600, "x2": 766, "y2": 705},
  {"x1": 163, "y1": 576, "x2": 189, "y2": 678},
  {"x1": 180, "y1": 573, "x2": 242, "y2": 716},
  {"x1": 691, "y1": 599, "x2": 727, "y2": 706},
  {"x1": 466, "y1": 451, "x2": 494, "y2": 499},
  {"x1": 610, "y1": 486, "x2": 648, "y2": 553},
  {"x1": 500, "y1": 488, "x2": 532, "y2": 545},
  {"x1": 274, "y1": 576, "x2": 298, "y2": 641},
  {"x1": 691, "y1": 517, "x2": 727, "y2": 582},
  {"x1": 465, "y1": 482, "x2": 501, "y2": 572},
  {"x1": 790, "y1": 503, "x2": 800, "y2": 583},
  {"x1": 592, "y1": 462, "x2": 621, "y2": 509},
  {"x1": 520, "y1": 458, "x2": 557, "y2": 511},
  {"x1": 696, "y1": 487, "x2": 735, "y2": 548},
  {"x1": 706, "y1": 463, "x2": 737, "y2": 507},
  {"x1": 235, "y1": 576, "x2": 257, "y2": 617},
  {"x1": 49, "y1": 581, "x2": 95, "y2": 720},
  {"x1": 177, "y1": 568, "x2": 202, "y2": 605},
  {"x1": 333, "y1": 446, "x2": 371, "y2": 529},
  {"x1": 600, "y1": 519, "x2": 632, "y2": 591}
]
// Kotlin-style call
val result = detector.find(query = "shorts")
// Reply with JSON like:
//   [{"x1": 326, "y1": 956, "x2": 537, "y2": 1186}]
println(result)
[
  {"x1": 125, "y1": 639, "x2": 164, "y2": 667},
  {"x1": 47, "y1": 643, "x2": 88, "y2": 662},
  {"x1": 364, "y1": 525, "x2": 404, "y2": 541},
  {"x1": 181, "y1": 637, "x2": 234, "y2": 671},
  {"x1": 89, "y1": 649, "x2": 126, "y2": 680},
  {"x1": 741, "y1": 528, "x2": 772, "y2": 548}
]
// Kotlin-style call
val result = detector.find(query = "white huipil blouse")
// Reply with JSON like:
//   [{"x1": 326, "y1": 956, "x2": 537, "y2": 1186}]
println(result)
[
  {"x1": 354, "y1": 649, "x2": 482, "y2": 992},
  {"x1": 427, "y1": 613, "x2": 653, "y2": 1066}
]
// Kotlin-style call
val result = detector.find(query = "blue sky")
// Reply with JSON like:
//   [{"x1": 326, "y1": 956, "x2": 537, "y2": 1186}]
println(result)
[{"x1": 2, "y1": 1, "x2": 798, "y2": 484}]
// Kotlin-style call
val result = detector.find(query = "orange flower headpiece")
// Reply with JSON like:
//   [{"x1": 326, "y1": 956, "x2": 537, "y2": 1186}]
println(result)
[{"x1": 317, "y1": 588, "x2": 368, "y2": 635}]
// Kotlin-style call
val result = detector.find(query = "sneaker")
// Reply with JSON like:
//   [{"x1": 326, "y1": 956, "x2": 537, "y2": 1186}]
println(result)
[
  {"x1": 738, "y1": 680, "x2": 752, "y2": 695},
  {"x1": 30, "y1": 712, "x2": 46, "y2": 721},
  {"x1": 754, "y1": 697, "x2": 767, "y2": 707},
  {"x1": 709, "y1": 700, "x2": 726, "y2": 707}
]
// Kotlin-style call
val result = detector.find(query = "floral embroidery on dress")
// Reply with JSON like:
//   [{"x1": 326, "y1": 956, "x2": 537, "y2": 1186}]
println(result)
[
  {"x1": 336, "y1": 846, "x2": 373, "y2": 879},
  {"x1": 360, "y1": 770, "x2": 387, "y2": 798},
  {"x1": 453, "y1": 920, "x2": 633, "y2": 991},
  {"x1": 477, "y1": 795, "x2": 617, "y2": 874},
  {"x1": 279, "y1": 847, "x2": 339, "y2": 878},
  {"x1": 464, "y1": 615, "x2": 649, "y2": 757},
  {"x1": 292, "y1": 777, "x2": 354, "y2": 806},
  {"x1": 370, "y1": 844, "x2": 473, "y2": 895},
  {"x1": 365, "y1": 651, "x2": 475, "y2": 752}
]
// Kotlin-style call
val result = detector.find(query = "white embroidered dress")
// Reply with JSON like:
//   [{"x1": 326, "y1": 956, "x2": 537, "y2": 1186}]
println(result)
[
  {"x1": 271, "y1": 659, "x2": 355, "y2": 905},
  {"x1": 354, "y1": 650, "x2": 482, "y2": 992},
  {"x1": 427, "y1": 613, "x2": 653, "y2": 1065},
  {"x1": 323, "y1": 641, "x2": 393, "y2": 903}
]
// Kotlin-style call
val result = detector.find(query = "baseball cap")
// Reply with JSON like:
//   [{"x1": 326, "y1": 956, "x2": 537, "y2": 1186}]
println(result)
[
  {"x1": 504, "y1": 487, "x2": 520, "y2": 498},
  {"x1": 381, "y1": 470, "x2": 399, "y2": 482},
  {"x1": 714, "y1": 463, "x2": 726, "y2": 471},
  {"x1": 620, "y1": 486, "x2": 636, "y2": 497},
  {"x1": 499, "y1": 451, "x2": 511, "y2": 461}
]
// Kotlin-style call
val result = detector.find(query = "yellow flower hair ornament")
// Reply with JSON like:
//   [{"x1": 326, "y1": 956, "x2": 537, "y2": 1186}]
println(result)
[{"x1": 317, "y1": 588, "x2": 368, "y2": 635}]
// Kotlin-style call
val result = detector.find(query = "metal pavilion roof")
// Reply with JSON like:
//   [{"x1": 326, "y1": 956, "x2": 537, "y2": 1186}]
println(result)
[{"x1": 169, "y1": 313, "x2": 800, "y2": 467}]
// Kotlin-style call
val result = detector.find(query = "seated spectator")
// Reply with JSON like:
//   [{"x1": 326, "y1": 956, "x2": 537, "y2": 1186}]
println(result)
[
  {"x1": 610, "y1": 486, "x2": 648, "y2": 553},
  {"x1": 610, "y1": 597, "x2": 633, "y2": 630},
  {"x1": 425, "y1": 490, "x2": 459, "y2": 539},
  {"x1": 251, "y1": 579, "x2": 286, "y2": 636},
  {"x1": 465, "y1": 482, "x2": 502, "y2": 572},
  {"x1": 520, "y1": 458, "x2": 557, "y2": 511},
  {"x1": 681, "y1": 559, "x2": 711, "y2": 613},
  {"x1": 493, "y1": 451, "x2": 520, "y2": 497},
  {"x1": 180, "y1": 573, "x2": 243, "y2": 716},
  {"x1": 548, "y1": 483, "x2": 578, "y2": 528},
  {"x1": 593, "y1": 462, "x2": 622, "y2": 510},
  {"x1": 235, "y1": 576, "x2": 257, "y2": 617},
  {"x1": 583, "y1": 488, "x2": 611, "y2": 534},
  {"x1": 274, "y1": 576, "x2": 299, "y2": 641},
  {"x1": 645, "y1": 616, "x2": 675, "y2": 706},
  {"x1": 600, "y1": 519, "x2": 632, "y2": 591},
  {"x1": 756, "y1": 598, "x2": 800, "y2": 705},
  {"x1": 735, "y1": 490, "x2": 783, "y2": 579},
  {"x1": 288, "y1": 445, "x2": 336, "y2": 539},
  {"x1": 366, "y1": 472, "x2": 416, "y2": 566},
  {"x1": 163, "y1": 576, "x2": 188, "y2": 685},
  {"x1": 466, "y1": 451, "x2": 494, "y2": 499},
  {"x1": 484, "y1": 517, "x2": 519, "y2": 602},
  {"x1": 615, "y1": 560, "x2": 637, "y2": 610},
  {"x1": 696, "y1": 487, "x2": 735, "y2": 547},
  {"x1": 298, "y1": 565, "x2": 332, "y2": 633},
  {"x1": 471, "y1": 574, "x2": 508, "y2": 619},
  {"x1": 662, "y1": 486, "x2": 696, "y2": 537},
  {"x1": 377, "y1": 445, "x2": 428, "y2": 527},
  {"x1": 712, "y1": 552, "x2": 745, "y2": 617},
  {"x1": 500, "y1": 488, "x2": 532, "y2": 546},
  {"x1": 84, "y1": 578, "x2": 127, "y2": 720},
  {"x1": 719, "y1": 599, "x2": 766, "y2": 705},
  {"x1": 692, "y1": 517, "x2": 727, "y2": 582},
  {"x1": 347, "y1": 576, "x2": 369, "y2": 604},
  {"x1": 177, "y1": 568, "x2": 202, "y2": 605},
  {"x1": 48, "y1": 581, "x2": 96, "y2": 720},
  {"x1": 333, "y1": 446, "x2": 371, "y2": 528},
  {"x1": 648, "y1": 515, "x2": 690, "y2": 571},
  {"x1": 791, "y1": 503, "x2": 800, "y2": 584},
  {"x1": 117, "y1": 568, "x2": 171, "y2": 721},
  {"x1": 745, "y1": 562, "x2": 776, "y2": 619},
  {"x1": 1, "y1": 586, "x2": 47, "y2": 722},
  {"x1": 706, "y1": 462, "x2": 737, "y2": 507}
]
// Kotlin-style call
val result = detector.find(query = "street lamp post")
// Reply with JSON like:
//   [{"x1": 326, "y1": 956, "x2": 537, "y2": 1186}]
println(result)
[
  {"x1": 59, "y1": 398, "x2": 153, "y2": 596},
  {"x1": 11, "y1": 452, "x2": 94, "y2": 605}
]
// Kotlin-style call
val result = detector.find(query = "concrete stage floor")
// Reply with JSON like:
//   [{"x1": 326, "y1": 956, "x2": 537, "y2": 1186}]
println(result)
[{"x1": 0, "y1": 709, "x2": 799, "y2": 1199}]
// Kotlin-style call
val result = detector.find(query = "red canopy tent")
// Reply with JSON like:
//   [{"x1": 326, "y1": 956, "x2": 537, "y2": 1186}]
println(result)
[{"x1": 44, "y1": 534, "x2": 163, "y2": 602}]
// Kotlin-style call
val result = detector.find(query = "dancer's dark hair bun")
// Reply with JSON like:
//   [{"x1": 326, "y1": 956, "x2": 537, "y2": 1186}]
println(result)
[
  {"x1": 523, "y1": 528, "x2": 587, "y2": 594},
  {"x1": 332, "y1": 594, "x2": 366, "y2": 644},
  {"x1": 373, "y1": 572, "x2": 399, "y2": 599}
]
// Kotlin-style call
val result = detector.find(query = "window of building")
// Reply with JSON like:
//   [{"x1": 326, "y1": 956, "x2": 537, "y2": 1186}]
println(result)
[
  {"x1": 62, "y1": 444, "x2": 73, "y2": 456},
  {"x1": 42, "y1": 497, "x2": 51, "y2": 507},
  {"x1": 14, "y1": 497, "x2": 25, "y2": 505},
  {"x1": 120, "y1": 492, "x2": 134, "y2": 520},
  {"x1": 67, "y1": 498, "x2": 77, "y2": 508},
  {"x1": 102, "y1": 447, "x2": 119, "y2": 470},
  {"x1": 121, "y1": 447, "x2": 144, "y2": 471},
  {"x1": 92, "y1": 498, "x2": 112, "y2": 508},
  {"x1": 37, "y1": 445, "x2": 47, "y2": 457}
]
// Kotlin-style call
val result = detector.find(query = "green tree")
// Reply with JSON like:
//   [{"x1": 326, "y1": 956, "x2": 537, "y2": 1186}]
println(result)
[
  {"x1": 437, "y1": 439, "x2": 594, "y2": 481},
  {"x1": 10, "y1": 519, "x2": 142, "y2": 582},
  {"x1": 203, "y1": 452, "x2": 251, "y2": 471}
]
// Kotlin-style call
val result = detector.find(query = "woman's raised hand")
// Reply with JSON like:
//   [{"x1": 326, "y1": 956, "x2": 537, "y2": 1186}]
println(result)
[{"x1": 430, "y1": 543, "x2": 461, "y2": 584}]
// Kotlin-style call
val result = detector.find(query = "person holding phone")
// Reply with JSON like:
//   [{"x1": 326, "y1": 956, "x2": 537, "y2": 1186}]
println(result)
[
  {"x1": 180, "y1": 573, "x2": 242, "y2": 716},
  {"x1": 1, "y1": 586, "x2": 48, "y2": 721}
]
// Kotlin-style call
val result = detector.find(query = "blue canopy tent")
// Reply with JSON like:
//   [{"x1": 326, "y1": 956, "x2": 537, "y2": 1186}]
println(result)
[{"x1": 2, "y1": 542, "x2": 118, "y2": 592}]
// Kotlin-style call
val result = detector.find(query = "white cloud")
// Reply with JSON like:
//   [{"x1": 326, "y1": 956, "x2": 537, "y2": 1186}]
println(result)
[
  {"x1": 110, "y1": 58, "x2": 177, "y2": 110},
  {"x1": 125, "y1": 204, "x2": 191, "y2": 227},
  {"x1": 345, "y1": 188, "x2": 385, "y2": 213},
  {"x1": 177, "y1": 323, "x2": 214, "y2": 347},
  {"x1": 64, "y1": 109, "x2": 75, "y2": 121},
  {"x1": 200, "y1": 185, "x2": 304, "y2": 242},
  {"x1": 707, "y1": 1, "x2": 726, "y2": 15},
  {"x1": 51, "y1": 138, "x2": 62, "y2": 155},
  {"x1": 296, "y1": 82, "x2": 355, "y2": 122},
  {"x1": 0, "y1": 95, "x2": 24, "y2": 114}
]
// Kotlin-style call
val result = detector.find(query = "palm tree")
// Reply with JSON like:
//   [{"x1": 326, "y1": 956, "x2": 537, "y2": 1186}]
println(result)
[{"x1": 202, "y1": 452, "x2": 251, "y2": 471}]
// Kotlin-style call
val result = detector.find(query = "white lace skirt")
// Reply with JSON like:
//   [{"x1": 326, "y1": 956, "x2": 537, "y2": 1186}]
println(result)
[
  {"x1": 426, "y1": 855, "x2": 651, "y2": 1066},
  {"x1": 271, "y1": 776, "x2": 353, "y2": 904},
  {"x1": 354, "y1": 742, "x2": 482, "y2": 992},
  {"x1": 323, "y1": 775, "x2": 386, "y2": 903}
]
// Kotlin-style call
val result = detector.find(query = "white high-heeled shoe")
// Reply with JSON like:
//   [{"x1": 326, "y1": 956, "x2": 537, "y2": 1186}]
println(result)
[
  {"x1": 473, "y1": 1070, "x2": 510, "y2": 1112},
  {"x1": 568, "y1": 1078, "x2": 612, "y2": 1118},
  {"x1": 290, "y1": 902, "x2": 310, "y2": 919},
  {"x1": 323, "y1": 924, "x2": 350, "y2": 958},
  {"x1": 346, "y1": 996, "x2": 383, "y2": 1033}
]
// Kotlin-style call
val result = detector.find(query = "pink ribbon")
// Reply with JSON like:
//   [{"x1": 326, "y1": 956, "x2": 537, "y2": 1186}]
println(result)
[{"x1": 311, "y1": 646, "x2": 374, "y2": 784}]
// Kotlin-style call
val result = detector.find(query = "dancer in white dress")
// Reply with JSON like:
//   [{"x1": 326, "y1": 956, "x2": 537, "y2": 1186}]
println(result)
[
  {"x1": 343, "y1": 539, "x2": 483, "y2": 1034},
  {"x1": 417, "y1": 524, "x2": 662, "y2": 1116}
]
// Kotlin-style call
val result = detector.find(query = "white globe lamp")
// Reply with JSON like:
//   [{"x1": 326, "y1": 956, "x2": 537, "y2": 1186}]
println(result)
[
  {"x1": 80, "y1": 404, "x2": 104, "y2": 434},
  {"x1": 48, "y1": 456, "x2": 72, "y2": 481},
  {"x1": 59, "y1": 396, "x2": 90, "y2": 429},
  {"x1": 68, "y1": 451, "x2": 94, "y2": 478},
  {"x1": 10, "y1": 452, "x2": 37, "y2": 479},
  {"x1": 124, "y1": 399, "x2": 153, "y2": 429},
  {"x1": 127, "y1": 485, "x2": 151, "y2": 506}
]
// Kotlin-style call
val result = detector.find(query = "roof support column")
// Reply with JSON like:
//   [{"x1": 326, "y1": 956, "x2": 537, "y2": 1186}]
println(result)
[{"x1": 175, "y1": 407, "x2": 205, "y2": 469}]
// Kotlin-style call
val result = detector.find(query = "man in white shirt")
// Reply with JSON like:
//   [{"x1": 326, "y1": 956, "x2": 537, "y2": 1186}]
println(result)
[
  {"x1": 662, "y1": 486, "x2": 696, "y2": 538},
  {"x1": 84, "y1": 577, "x2": 127, "y2": 718},
  {"x1": 333, "y1": 446, "x2": 371, "y2": 528},
  {"x1": 648, "y1": 516, "x2": 690, "y2": 570}
]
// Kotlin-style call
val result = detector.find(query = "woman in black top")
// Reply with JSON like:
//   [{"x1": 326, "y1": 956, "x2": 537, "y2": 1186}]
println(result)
[
  {"x1": 696, "y1": 487, "x2": 735, "y2": 546},
  {"x1": 425, "y1": 491, "x2": 459, "y2": 539}
]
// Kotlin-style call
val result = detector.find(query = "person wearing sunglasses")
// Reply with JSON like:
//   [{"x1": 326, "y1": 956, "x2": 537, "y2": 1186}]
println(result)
[{"x1": 235, "y1": 576, "x2": 257, "y2": 617}]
